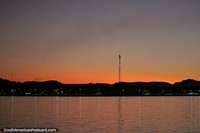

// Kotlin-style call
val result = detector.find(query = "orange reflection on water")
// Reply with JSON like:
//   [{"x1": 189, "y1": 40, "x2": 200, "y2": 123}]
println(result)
[{"x1": 0, "y1": 96, "x2": 200, "y2": 132}]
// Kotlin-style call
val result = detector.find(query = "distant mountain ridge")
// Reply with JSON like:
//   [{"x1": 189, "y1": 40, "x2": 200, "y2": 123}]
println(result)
[
  {"x1": 1, "y1": 78, "x2": 200, "y2": 85},
  {"x1": 0, "y1": 78, "x2": 200, "y2": 96},
  {"x1": 122, "y1": 81, "x2": 172, "y2": 87},
  {"x1": 173, "y1": 79, "x2": 200, "y2": 88}
]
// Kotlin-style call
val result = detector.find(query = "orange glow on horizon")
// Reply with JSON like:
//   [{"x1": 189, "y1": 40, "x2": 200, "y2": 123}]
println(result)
[{"x1": 6, "y1": 73, "x2": 198, "y2": 84}]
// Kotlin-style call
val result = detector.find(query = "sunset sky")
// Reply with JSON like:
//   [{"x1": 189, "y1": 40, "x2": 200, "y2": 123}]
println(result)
[{"x1": 0, "y1": 0, "x2": 200, "y2": 84}]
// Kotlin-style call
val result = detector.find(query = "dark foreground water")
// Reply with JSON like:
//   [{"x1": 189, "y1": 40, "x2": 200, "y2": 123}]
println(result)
[{"x1": 0, "y1": 96, "x2": 200, "y2": 133}]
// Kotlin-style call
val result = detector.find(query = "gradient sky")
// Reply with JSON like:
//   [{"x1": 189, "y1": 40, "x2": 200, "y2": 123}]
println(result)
[{"x1": 0, "y1": 0, "x2": 200, "y2": 83}]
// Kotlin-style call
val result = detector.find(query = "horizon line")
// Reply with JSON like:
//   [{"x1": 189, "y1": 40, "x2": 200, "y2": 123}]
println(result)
[{"x1": 0, "y1": 77, "x2": 199, "y2": 85}]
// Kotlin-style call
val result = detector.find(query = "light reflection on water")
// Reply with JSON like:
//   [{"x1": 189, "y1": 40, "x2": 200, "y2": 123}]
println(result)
[{"x1": 0, "y1": 96, "x2": 200, "y2": 133}]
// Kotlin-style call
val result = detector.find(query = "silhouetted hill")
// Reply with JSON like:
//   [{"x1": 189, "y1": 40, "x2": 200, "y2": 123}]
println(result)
[
  {"x1": 0, "y1": 78, "x2": 12, "y2": 84},
  {"x1": 0, "y1": 78, "x2": 200, "y2": 96},
  {"x1": 173, "y1": 79, "x2": 200, "y2": 88},
  {"x1": 126, "y1": 81, "x2": 172, "y2": 88}
]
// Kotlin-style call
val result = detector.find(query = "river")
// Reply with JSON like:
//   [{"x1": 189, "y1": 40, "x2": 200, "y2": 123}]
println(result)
[{"x1": 0, "y1": 96, "x2": 200, "y2": 132}]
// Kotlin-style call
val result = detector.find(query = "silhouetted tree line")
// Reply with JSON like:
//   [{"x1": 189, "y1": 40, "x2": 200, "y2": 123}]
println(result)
[{"x1": 0, "y1": 78, "x2": 200, "y2": 96}]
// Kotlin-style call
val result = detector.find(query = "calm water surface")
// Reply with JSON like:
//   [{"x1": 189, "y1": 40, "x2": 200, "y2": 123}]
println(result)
[{"x1": 0, "y1": 96, "x2": 200, "y2": 133}]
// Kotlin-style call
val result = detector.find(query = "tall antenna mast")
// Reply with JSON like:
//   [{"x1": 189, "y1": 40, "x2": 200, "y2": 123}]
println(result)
[
  {"x1": 119, "y1": 54, "x2": 121, "y2": 82},
  {"x1": 11, "y1": 73, "x2": 13, "y2": 81}
]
